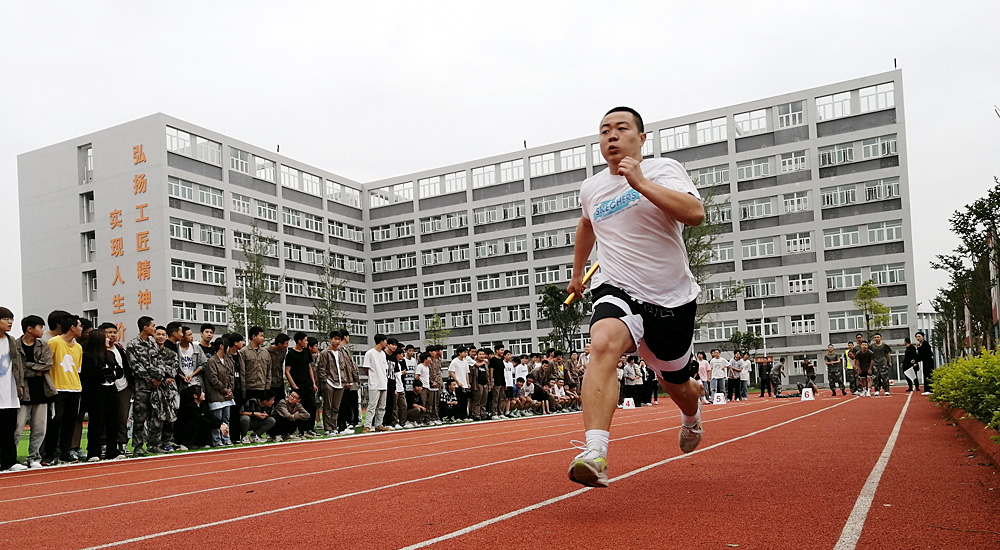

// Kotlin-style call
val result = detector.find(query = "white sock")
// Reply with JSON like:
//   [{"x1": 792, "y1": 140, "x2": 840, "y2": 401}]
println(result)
[
  {"x1": 681, "y1": 408, "x2": 701, "y2": 428},
  {"x1": 585, "y1": 429, "x2": 610, "y2": 455}
]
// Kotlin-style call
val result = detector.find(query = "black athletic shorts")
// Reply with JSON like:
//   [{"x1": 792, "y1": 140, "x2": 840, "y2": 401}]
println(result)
[{"x1": 590, "y1": 284, "x2": 696, "y2": 381}]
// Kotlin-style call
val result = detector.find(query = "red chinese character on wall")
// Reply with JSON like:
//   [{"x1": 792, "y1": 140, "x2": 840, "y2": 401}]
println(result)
[
  {"x1": 137, "y1": 289, "x2": 152, "y2": 310},
  {"x1": 112, "y1": 294, "x2": 126, "y2": 314},
  {"x1": 133, "y1": 174, "x2": 147, "y2": 194},
  {"x1": 133, "y1": 145, "x2": 146, "y2": 165},
  {"x1": 136, "y1": 231, "x2": 149, "y2": 252},
  {"x1": 110, "y1": 238, "x2": 124, "y2": 257},
  {"x1": 109, "y1": 210, "x2": 123, "y2": 230}
]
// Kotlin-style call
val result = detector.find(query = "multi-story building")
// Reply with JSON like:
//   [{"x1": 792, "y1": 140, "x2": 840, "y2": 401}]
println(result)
[{"x1": 18, "y1": 70, "x2": 916, "y2": 375}]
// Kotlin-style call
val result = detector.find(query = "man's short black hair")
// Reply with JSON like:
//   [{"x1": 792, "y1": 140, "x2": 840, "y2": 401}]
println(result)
[
  {"x1": 137, "y1": 316, "x2": 154, "y2": 332},
  {"x1": 98, "y1": 322, "x2": 117, "y2": 332},
  {"x1": 374, "y1": 334, "x2": 387, "y2": 345},
  {"x1": 386, "y1": 337, "x2": 399, "y2": 346},
  {"x1": 405, "y1": 344, "x2": 415, "y2": 351},
  {"x1": 21, "y1": 315, "x2": 45, "y2": 333},
  {"x1": 200, "y1": 323, "x2": 215, "y2": 333},
  {"x1": 413, "y1": 380, "x2": 423, "y2": 388},
  {"x1": 329, "y1": 330, "x2": 342, "y2": 340},
  {"x1": 58, "y1": 314, "x2": 80, "y2": 333},
  {"x1": 915, "y1": 331, "x2": 926, "y2": 338},
  {"x1": 228, "y1": 333, "x2": 245, "y2": 344},
  {"x1": 47, "y1": 310, "x2": 70, "y2": 331},
  {"x1": 307, "y1": 336, "x2": 318, "y2": 347},
  {"x1": 873, "y1": 332, "x2": 881, "y2": 338},
  {"x1": 165, "y1": 321, "x2": 183, "y2": 336},
  {"x1": 516, "y1": 377, "x2": 525, "y2": 383},
  {"x1": 248, "y1": 326, "x2": 264, "y2": 339},
  {"x1": 604, "y1": 106, "x2": 644, "y2": 133},
  {"x1": 80, "y1": 318, "x2": 93, "y2": 332},
  {"x1": 904, "y1": 337, "x2": 911, "y2": 344},
  {"x1": 274, "y1": 333, "x2": 292, "y2": 345},
  {"x1": 419, "y1": 351, "x2": 431, "y2": 363}
]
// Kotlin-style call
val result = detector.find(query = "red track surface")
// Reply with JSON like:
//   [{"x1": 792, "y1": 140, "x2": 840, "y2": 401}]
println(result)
[{"x1": 0, "y1": 394, "x2": 996, "y2": 549}]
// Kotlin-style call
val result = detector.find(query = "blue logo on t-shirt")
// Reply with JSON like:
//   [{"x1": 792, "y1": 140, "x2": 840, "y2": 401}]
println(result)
[
  {"x1": 0, "y1": 351, "x2": 10, "y2": 378},
  {"x1": 593, "y1": 189, "x2": 641, "y2": 221}
]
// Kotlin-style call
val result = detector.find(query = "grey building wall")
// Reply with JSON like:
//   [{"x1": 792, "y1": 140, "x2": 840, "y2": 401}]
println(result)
[{"x1": 19, "y1": 70, "x2": 917, "y2": 364}]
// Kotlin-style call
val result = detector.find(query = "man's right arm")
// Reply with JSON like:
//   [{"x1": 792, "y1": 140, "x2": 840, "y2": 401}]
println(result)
[{"x1": 567, "y1": 216, "x2": 595, "y2": 298}]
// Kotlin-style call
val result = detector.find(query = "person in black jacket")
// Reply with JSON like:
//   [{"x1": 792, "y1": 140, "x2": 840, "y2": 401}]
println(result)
[
  {"x1": 915, "y1": 331, "x2": 935, "y2": 395},
  {"x1": 902, "y1": 338, "x2": 920, "y2": 392},
  {"x1": 80, "y1": 331, "x2": 123, "y2": 461},
  {"x1": 175, "y1": 385, "x2": 225, "y2": 449},
  {"x1": 99, "y1": 323, "x2": 134, "y2": 456}
]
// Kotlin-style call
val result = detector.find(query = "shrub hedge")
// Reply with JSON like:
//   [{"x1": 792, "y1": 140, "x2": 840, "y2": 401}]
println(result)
[{"x1": 931, "y1": 349, "x2": 1000, "y2": 431}]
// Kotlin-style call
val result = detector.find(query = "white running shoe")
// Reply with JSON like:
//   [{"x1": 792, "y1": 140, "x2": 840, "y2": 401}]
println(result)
[
  {"x1": 403, "y1": 422, "x2": 415, "y2": 429},
  {"x1": 6, "y1": 464, "x2": 28, "y2": 472},
  {"x1": 568, "y1": 443, "x2": 609, "y2": 488},
  {"x1": 679, "y1": 401, "x2": 704, "y2": 454},
  {"x1": 921, "y1": 391, "x2": 932, "y2": 395},
  {"x1": 28, "y1": 461, "x2": 42, "y2": 469}
]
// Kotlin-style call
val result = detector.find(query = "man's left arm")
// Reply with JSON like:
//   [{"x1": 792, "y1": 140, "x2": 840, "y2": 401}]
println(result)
[{"x1": 617, "y1": 157, "x2": 704, "y2": 226}]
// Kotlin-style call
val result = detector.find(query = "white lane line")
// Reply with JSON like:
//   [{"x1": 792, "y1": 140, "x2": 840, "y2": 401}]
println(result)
[
  {"x1": 398, "y1": 398, "x2": 855, "y2": 550},
  {"x1": 71, "y1": 403, "x2": 792, "y2": 548},
  {"x1": 833, "y1": 392, "x2": 912, "y2": 550},
  {"x1": 5, "y1": 402, "x2": 756, "y2": 526},
  {"x1": 0, "y1": 412, "x2": 583, "y2": 490},
  {"x1": 0, "y1": 411, "x2": 600, "y2": 500}
]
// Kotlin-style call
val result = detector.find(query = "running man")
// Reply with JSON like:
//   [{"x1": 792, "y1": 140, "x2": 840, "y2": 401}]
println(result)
[{"x1": 567, "y1": 107, "x2": 706, "y2": 488}]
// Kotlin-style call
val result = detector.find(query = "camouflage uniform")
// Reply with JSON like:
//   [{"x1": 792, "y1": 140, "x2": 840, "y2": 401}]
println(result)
[
  {"x1": 825, "y1": 353, "x2": 845, "y2": 394},
  {"x1": 769, "y1": 366, "x2": 783, "y2": 395},
  {"x1": 151, "y1": 346, "x2": 180, "y2": 425},
  {"x1": 869, "y1": 342, "x2": 893, "y2": 393},
  {"x1": 126, "y1": 336, "x2": 157, "y2": 451}
]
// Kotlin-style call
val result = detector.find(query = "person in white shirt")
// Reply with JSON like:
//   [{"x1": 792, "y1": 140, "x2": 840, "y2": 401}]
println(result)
[
  {"x1": 447, "y1": 347, "x2": 471, "y2": 420},
  {"x1": 502, "y1": 351, "x2": 516, "y2": 417},
  {"x1": 568, "y1": 107, "x2": 707, "y2": 488},
  {"x1": 726, "y1": 353, "x2": 742, "y2": 402},
  {"x1": 709, "y1": 349, "x2": 729, "y2": 400},
  {"x1": 362, "y1": 335, "x2": 390, "y2": 433},
  {"x1": 739, "y1": 352, "x2": 752, "y2": 400},
  {"x1": 514, "y1": 355, "x2": 530, "y2": 387}
]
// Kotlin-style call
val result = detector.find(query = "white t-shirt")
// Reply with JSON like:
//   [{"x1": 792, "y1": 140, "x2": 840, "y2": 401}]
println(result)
[
  {"x1": 404, "y1": 357, "x2": 418, "y2": 391},
  {"x1": 740, "y1": 360, "x2": 752, "y2": 381},
  {"x1": 449, "y1": 357, "x2": 470, "y2": 388},
  {"x1": 709, "y1": 357, "x2": 729, "y2": 379},
  {"x1": 513, "y1": 363, "x2": 529, "y2": 385},
  {"x1": 580, "y1": 157, "x2": 701, "y2": 307},
  {"x1": 178, "y1": 344, "x2": 204, "y2": 388},
  {"x1": 0, "y1": 337, "x2": 17, "y2": 409},
  {"x1": 111, "y1": 346, "x2": 128, "y2": 392},
  {"x1": 414, "y1": 362, "x2": 430, "y2": 387},
  {"x1": 363, "y1": 348, "x2": 389, "y2": 391},
  {"x1": 503, "y1": 361, "x2": 515, "y2": 387}
]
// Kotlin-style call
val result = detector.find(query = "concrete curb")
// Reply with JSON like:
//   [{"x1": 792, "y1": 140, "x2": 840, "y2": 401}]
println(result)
[{"x1": 945, "y1": 404, "x2": 1000, "y2": 468}]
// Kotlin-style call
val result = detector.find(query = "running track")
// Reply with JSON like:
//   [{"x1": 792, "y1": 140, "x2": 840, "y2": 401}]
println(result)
[{"x1": 0, "y1": 394, "x2": 997, "y2": 549}]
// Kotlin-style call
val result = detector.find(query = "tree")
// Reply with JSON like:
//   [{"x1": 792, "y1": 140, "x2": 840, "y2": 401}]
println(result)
[
  {"x1": 853, "y1": 279, "x2": 890, "y2": 341},
  {"x1": 931, "y1": 176, "x2": 1000, "y2": 354},
  {"x1": 683, "y1": 191, "x2": 743, "y2": 328},
  {"x1": 312, "y1": 251, "x2": 348, "y2": 338},
  {"x1": 538, "y1": 284, "x2": 591, "y2": 352},
  {"x1": 424, "y1": 310, "x2": 450, "y2": 348},
  {"x1": 728, "y1": 330, "x2": 763, "y2": 356},
  {"x1": 222, "y1": 225, "x2": 280, "y2": 336}
]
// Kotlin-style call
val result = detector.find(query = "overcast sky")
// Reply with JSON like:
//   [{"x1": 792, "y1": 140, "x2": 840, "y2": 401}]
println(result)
[{"x1": 2, "y1": 0, "x2": 998, "y2": 319}]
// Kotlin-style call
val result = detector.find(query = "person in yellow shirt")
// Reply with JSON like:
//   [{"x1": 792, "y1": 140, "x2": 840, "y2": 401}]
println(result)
[{"x1": 42, "y1": 314, "x2": 83, "y2": 465}]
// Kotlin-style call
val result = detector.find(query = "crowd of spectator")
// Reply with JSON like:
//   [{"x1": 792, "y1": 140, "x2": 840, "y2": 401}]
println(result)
[{"x1": 0, "y1": 306, "x2": 596, "y2": 471}]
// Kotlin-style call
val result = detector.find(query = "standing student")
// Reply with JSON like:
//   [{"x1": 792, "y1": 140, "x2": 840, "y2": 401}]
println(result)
[
  {"x1": 0, "y1": 308, "x2": 26, "y2": 471},
  {"x1": 696, "y1": 352, "x2": 711, "y2": 404},
  {"x1": 843, "y1": 341, "x2": 857, "y2": 395},
  {"x1": 240, "y1": 327, "x2": 271, "y2": 400},
  {"x1": 902, "y1": 338, "x2": 919, "y2": 392},
  {"x1": 467, "y1": 349, "x2": 489, "y2": 420},
  {"x1": 770, "y1": 357, "x2": 785, "y2": 396},
  {"x1": 176, "y1": 327, "x2": 207, "y2": 390},
  {"x1": 869, "y1": 333, "x2": 893, "y2": 396},
  {"x1": 726, "y1": 352, "x2": 742, "y2": 402},
  {"x1": 825, "y1": 344, "x2": 846, "y2": 396},
  {"x1": 317, "y1": 331, "x2": 355, "y2": 435},
  {"x1": 100, "y1": 323, "x2": 133, "y2": 457},
  {"x1": 43, "y1": 314, "x2": 83, "y2": 465},
  {"x1": 567, "y1": 107, "x2": 706, "y2": 487},
  {"x1": 41, "y1": 310, "x2": 69, "y2": 344},
  {"x1": 758, "y1": 356, "x2": 773, "y2": 398},
  {"x1": 424, "y1": 345, "x2": 443, "y2": 425},
  {"x1": 338, "y1": 331, "x2": 361, "y2": 430},
  {"x1": 739, "y1": 352, "x2": 751, "y2": 400},
  {"x1": 198, "y1": 323, "x2": 215, "y2": 357},
  {"x1": 622, "y1": 356, "x2": 640, "y2": 404},
  {"x1": 15, "y1": 315, "x2": 53, "y2": 469},
  {"x1": 79, "y1": 331, "x2": 122, "y2": 461},
  {"x1": 854, "y1": 342, "x2": 874, "y2": 397},
  {"x1": 204, "y1": 338, "x2": 235, "y2": 446},
  {"x1": 362, "y1": 334, "x2": 390, "y2": 433},
  {"x1": 150, "y1": 327, "x2": 181, "y2": 452},
  {"x1": 709, "y1": 349, "x2": 728, "y2": 400},
  {"x1": 387, "y1": 347, "x2": 407, "y2": 430},
  {"x1": 489, "y1": 346, "x2": 507, "y2": 420},
  {"x1": 268, "y1": 333, "x2": 290, "y2": 401},
  {"x1": 126, "y1": 316, "x2": 158, "y2": 457},
  {"x1": 284, "y1": 332, "x2": 317, "y2": 435},
  {"x1": 448, "y1": 347, "x2": 471, "y2": 420},
  {"x1": 915, "y1": 331, "x2": 935, "y2": 395}
]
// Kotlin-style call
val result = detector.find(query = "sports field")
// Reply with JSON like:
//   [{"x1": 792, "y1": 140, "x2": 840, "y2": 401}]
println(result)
[{"x1": 0, "y1": 393, "x2": 997, "y2": 549}]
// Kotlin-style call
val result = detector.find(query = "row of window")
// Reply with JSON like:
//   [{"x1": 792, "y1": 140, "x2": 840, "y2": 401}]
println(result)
[
  {"x1": 706, "y1": 177, "x2": 900, "y2": 223},
  {"x1": 371, "y1": 230, "x2": 581, "y2": 273},
  {"x1": 697, "y1": 306, "x2": 907, "y2": 342},
  {"x1": 701, "y1": 263, "x2": 905, "y2": 303},
  {"x1": 708, "y1": 219, "x2": 903, "y2": 263},
  {"x1": 168, "y1": 174, "x2": 365, "y2": 243},
  {"x1": 167, "y1": 126, "x2": 363, "y2": 208},
  {"x1": 172, "y1": 300, "x2": 369, "y2": 338}
]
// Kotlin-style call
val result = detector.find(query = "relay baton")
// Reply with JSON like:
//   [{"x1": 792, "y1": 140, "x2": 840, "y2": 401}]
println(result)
[{"x1": 564, "y1": 262, "x2": 599, "y2": 306}]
